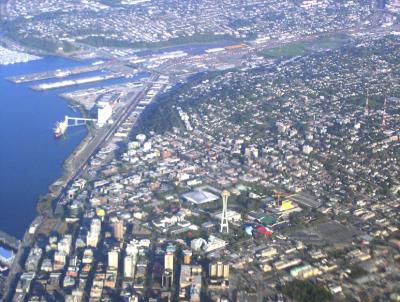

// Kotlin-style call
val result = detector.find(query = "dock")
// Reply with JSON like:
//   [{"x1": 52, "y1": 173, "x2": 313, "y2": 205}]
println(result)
[
  {"x1": 6, "y1": 63, "x2": 107, "y2": 84},
  {"x1": 31, "y1": 73, "x2": 124, "y2": 91}
]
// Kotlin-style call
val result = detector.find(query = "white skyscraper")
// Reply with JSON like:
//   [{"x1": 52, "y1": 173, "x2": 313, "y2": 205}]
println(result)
[
  {"x1": 124, "y1": 255, "x2": 136, "y2": 278},
  {"x1": 108, "y1": 248, "x2": 119, "y2": 270}
]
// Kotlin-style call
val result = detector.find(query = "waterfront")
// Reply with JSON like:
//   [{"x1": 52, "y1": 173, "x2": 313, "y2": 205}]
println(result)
[
  {"x1": 0, "y1": 57, "x2": 90, "y2": 239},
  {"x1": 0, "y1": 42, "x2": 241, "y2": 239}
]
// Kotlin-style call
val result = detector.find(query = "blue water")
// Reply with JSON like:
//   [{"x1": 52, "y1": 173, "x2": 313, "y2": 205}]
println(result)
[{"x1": 0, "y1": 56, "x2": 92, "y2": 239}]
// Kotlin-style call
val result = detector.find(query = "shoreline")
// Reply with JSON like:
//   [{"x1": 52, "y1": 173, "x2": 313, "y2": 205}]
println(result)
[
  {"x1": 0, "y1": 38, "x2": 211, "y2": 242},
  {"x1": 10, "y1": 38, "x2": 243, "y2": 208},
  {"x1": 48, "y1": 100, "x2": 93, "y2": 199}
]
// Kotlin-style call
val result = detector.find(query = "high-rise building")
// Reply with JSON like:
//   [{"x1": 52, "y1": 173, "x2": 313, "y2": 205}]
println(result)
[
  {"x1": 165, "y1": 251, "x2": 174, "y2": 272},
  {"x1": 209, "y1": 261, "x2": 230, "y2": 280},
  {"x1": 108, "y1": 248, "x2": 119, "y2": 270},
  {"x1": 209, "y1": 263, "x2": 217, "y2": 277},
  {"x1": 179, "y1": 265, "x2": 202, "y2": 302},
  {"x1": 183, "y1": 250, "x2": 192, "y2": 265},
  {"x1": 87, "y1": 219, "x2": 101, "y2": 247},
  {"x1": 162, "y1": 270, "x2": 173, "y2": 289},
  {"x1": 216, "y1": 261, "x2": 224, "y2": 278},
  {"x1": 112, "y1": 219, "x2": 124, "y2": 241},
  {"x1": 223, "y1": 264, "x2": 230, "y2": 279},
  {"x1": 375, "y1": 0, "x2": 386, "y2": 9},
  {"x1": 164, "y1": 244, "x2": 176, "y2": 286},
  {"x1": 124, "y1": 255, "x2": 136, "y2": 278}
]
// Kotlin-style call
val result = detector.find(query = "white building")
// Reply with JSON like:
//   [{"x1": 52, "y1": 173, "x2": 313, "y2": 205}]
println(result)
[
  {"x1": 97, "y1": 101, "x2": 113, "y2": 127},
  {"x1": 124, "y1": 254, "x2": 137, "y2": 278},
  {"x1": 181, "y1": 190, "x2": 219, "y2": 205},
  {"x1": 143, "y1": 141, "x2": 152, "y2": 152},
  {"x1": 302, "y1": 145, "x2": 313, "y2": 154},
  {"x1": 58, "y1": 235, "x2": 73, "y2": 255},
  {"x1": 87, "y1": 219, "x2": 101, "y2": 247},
  {"x1": 108, "y1": 248, "x2": 119, "y2": 270},
  {"x1": 190, "y1": 236, "x2": 227, "y2": 253}
]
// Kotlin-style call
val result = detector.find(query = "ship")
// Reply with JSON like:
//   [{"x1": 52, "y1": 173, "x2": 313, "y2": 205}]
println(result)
[{"x1": 54, "y1": 119, "x2": 68, "y2": 138}]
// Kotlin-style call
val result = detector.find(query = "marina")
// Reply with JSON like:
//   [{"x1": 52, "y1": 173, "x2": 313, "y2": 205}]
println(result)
[{"x1": 0, "y1": 45, "x2": 41, "y2": 66}]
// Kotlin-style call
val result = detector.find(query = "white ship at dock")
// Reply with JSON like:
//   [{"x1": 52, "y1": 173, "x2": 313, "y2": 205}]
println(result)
[{"x1": 53, "y1": 119, "x2": 68, "y2": 138}]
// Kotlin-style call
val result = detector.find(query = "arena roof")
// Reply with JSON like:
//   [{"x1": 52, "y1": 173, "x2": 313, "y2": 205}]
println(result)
[{"x1": 181, "y1": 190, "x2": 219, "y2": 205}]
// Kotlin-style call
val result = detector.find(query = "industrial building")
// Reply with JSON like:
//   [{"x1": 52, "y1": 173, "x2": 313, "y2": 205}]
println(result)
[{"x1": 97, "y1": 100, "x2": 113, "y2": 127}]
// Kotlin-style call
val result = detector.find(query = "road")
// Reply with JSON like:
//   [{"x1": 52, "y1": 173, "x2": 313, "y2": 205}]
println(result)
[{"x1": 2, "y1": 217, "x2": 41, "y2": 302}]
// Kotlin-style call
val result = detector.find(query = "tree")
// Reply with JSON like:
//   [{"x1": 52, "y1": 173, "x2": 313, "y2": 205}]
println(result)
[
  {"x1": 283, "y1": 280, "x2": 332, "y2": 302},
  {"x1": 36, "y1": 194, "x2": 54, "y2": 217}
]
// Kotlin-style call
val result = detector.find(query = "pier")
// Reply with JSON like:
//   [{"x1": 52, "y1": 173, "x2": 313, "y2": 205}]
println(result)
[
  {"x1": 54, "y1": 115, "x2": 97, "y2": 137},
  {"x1": 6, "y1": 63, "x2": 107, "y2": 84},
  {"x1": 31, "y1": 73, "x2": 124, "y2": 91}
]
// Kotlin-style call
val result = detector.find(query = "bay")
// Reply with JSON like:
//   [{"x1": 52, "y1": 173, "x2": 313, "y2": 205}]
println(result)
[{"x1": 0, "y1": 56, "x2": 90, "y2": 238}]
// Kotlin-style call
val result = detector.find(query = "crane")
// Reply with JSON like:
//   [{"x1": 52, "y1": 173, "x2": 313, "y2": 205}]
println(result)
[{"x1": 272, "y1": 190, "x2": 292, "y2": 207}]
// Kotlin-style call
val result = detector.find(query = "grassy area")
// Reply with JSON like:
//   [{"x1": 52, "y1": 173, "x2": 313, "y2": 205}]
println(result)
[
  {"x1": 260, "y1": 42, "x2": 310, "y2": 58},
  {"x1": 283, "y1": 280, "x2": 333, "y2": 302},
  {"x1": 260, "y1": 34, "x2": 348, "y2": 59}
]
